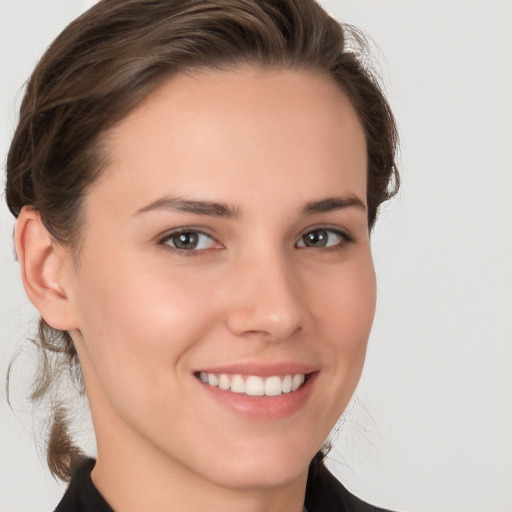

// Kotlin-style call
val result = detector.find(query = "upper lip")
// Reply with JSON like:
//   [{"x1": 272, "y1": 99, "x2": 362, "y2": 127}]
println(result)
[{"x1": 194, "y1": 362, "x2": 319, "y2": 377}]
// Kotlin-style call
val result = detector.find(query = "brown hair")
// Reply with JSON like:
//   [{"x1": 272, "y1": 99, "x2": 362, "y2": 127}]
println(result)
[{"x1": 5, "y1": 0, "x2": 399, "y2": 481}]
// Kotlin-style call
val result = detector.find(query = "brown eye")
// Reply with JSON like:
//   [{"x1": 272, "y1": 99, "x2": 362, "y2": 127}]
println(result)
[{"x1": 296, "y1": 228, "x2": 348, "y2": 249}]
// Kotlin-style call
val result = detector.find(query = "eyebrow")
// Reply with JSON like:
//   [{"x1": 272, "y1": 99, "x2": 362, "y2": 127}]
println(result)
[
  {"x1": 134, "y1": 194, "x2": 366, "y2": 218},
  {"x1": 134, "y1": 196, "x2": 240, "y2": 218},
  {"x1": 301, "y1": 195, "x2": 366, "y2": 215}
]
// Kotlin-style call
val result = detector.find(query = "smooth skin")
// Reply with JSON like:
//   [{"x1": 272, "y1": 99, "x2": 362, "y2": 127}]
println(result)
[{"x1": 16, "y1": 67, "x2": 375, "y2": 512}]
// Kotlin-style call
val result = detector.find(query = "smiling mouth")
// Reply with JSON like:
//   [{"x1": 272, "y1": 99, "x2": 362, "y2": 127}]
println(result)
[{"x1": 195, "y1": 372, "x2": 309, "y2": 397}]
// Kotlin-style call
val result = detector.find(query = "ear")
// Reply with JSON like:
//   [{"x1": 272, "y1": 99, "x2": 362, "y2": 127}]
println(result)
[{"x1": 15, "y1": 207, "x2": 78, "y2": 331}]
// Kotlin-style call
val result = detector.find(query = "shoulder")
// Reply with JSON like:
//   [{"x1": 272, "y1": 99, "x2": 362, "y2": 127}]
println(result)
[
  {"x1": 305, "y1": 462, "x2": 394, "y2": 512},
  {"x1": 53, "y1": 458, "x2": 113, "y2": 512}
]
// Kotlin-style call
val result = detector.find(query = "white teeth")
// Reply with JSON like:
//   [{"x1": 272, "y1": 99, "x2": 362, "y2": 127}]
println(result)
[
  {"x1": 264, "y1": 376, "x2": 282, "y2": 397},
  {"x1": 218, "y1": 374, "x2": 230, "y2": 390},
  {"x1": 230, "y1": 374, "x2": 245, "y2": 393},
  {"x1": 292, "y1": 374, "x2": 305, "y2": 391},
  {"x1": 199, "y1": 372, "x2": 308, "y2": 396},
  {"x1": 246, "y1": 376, "x2": 265, "y2": 396},
  {"x1": 282, "y1": 374, "x2": 293, "y2": 393}
]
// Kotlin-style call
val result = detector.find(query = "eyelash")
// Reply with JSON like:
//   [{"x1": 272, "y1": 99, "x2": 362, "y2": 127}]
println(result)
[
  {"x1": 158, "y1": 226, "x2": 354, "y2": 256},
  {"x1": 158, "y1": 229, "x2": 219, "y2": 257},
  {"x1": 296, "y1": 226, "x2": 354, "y2": 250}
]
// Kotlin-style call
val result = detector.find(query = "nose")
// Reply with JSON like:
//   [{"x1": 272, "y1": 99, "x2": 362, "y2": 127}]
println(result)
[{"x1": 225, "y1": 252, "x2": 306, "y2": 342}]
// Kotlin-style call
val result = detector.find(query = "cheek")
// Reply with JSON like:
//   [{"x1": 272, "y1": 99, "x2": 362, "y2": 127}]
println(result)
[
  {"x1": 313, "y1": 255, "x2": 376, "y2": 381},
  {"x1": 72, "y1": 255, "x2": 228, "y2": 447},
  {"x1": 73, "y1": 253, "x2": 219, "y2": 385}
]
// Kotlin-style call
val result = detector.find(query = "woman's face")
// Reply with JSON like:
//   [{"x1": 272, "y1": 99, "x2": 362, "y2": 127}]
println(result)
[{"x1": 65, "y1": 67, "x2": 375, "y2": 489}]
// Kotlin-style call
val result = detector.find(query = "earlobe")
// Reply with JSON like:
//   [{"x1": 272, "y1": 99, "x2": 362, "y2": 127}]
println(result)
[{"x1": 15, "y1": 208, "x2": 77, "y2": 331}]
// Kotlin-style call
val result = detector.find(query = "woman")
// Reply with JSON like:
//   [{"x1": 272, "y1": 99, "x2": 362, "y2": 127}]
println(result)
[{"x1": 5, "y1": 0, "x2": 398, "y2": 510}]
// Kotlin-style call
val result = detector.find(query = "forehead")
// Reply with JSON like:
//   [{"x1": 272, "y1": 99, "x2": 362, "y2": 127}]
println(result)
[{"x1": 93, "y1": 67, "x2": 367, "y2": 216}]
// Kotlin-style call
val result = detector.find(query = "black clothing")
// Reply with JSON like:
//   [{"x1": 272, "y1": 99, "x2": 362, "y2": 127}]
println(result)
[
  {"x1": 305, "y1": 462, "x2": 391, "y2": 512},
  {"x1": 54, "y1": 458, "x2": 391, "y2": 512},
  {"x1": 54, "y1": 459, "x2": 113, "y2": 512}
]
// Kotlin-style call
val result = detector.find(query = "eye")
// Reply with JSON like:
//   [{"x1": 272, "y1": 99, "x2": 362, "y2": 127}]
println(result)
[
  {"x1": 160, "y1": 230, "x2": 220, "y2": 253},
  {"x1": 296, "y1": 228, "x2": 350, "y2": 249}
]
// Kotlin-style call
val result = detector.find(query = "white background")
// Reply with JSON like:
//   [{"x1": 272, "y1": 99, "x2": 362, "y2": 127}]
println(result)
[{"x1": 1, "y1": 1, "x2": 511, "y2": 511}]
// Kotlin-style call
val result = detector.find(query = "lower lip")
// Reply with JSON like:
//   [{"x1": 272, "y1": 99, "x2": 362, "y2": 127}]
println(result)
[{"x1": 196, "y1": 372, "x2": 318, "y2": 420}]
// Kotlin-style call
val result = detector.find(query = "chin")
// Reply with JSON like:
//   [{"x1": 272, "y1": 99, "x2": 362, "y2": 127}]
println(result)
[{"x1": 197, "y1": 442, "x2": 315, "y2": 491}]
